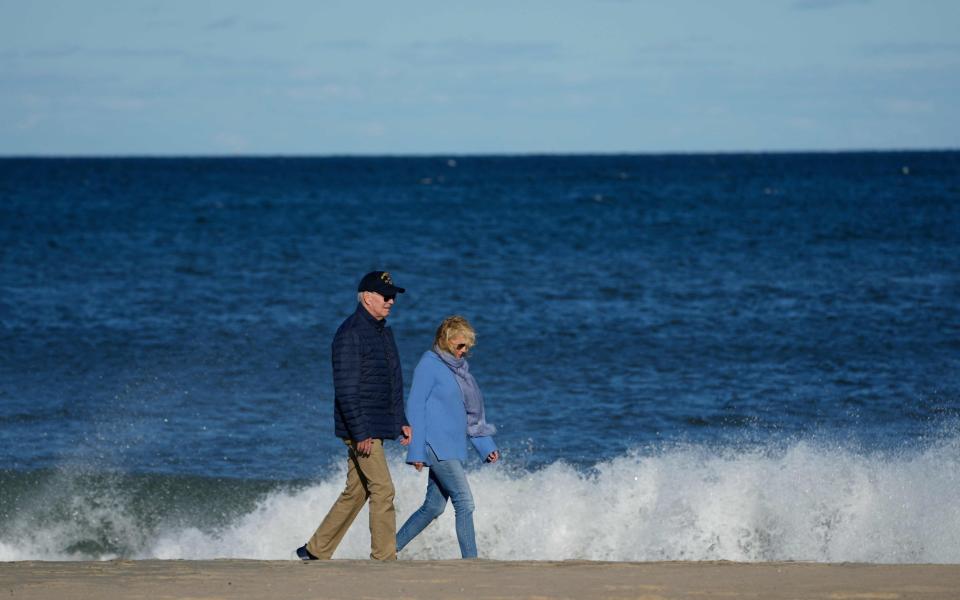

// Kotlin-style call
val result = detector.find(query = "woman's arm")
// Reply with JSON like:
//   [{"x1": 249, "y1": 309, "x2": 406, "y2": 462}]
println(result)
[
  {"x1": 404, "y1": 356, "x2": 435, "y2": 465},
  {"x1": 469, "y1": 435, "x2": 498, "y2": 462}
]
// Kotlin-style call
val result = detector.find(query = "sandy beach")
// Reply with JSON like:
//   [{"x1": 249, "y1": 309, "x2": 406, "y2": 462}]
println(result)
[{"x1": 2, "y1": 560, "x2": 958, "y2": 599}]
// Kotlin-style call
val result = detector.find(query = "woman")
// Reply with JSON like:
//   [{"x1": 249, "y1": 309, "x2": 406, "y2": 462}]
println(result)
[{"x1": 397, "y1": 315, "x2": 499, "y2": 559}]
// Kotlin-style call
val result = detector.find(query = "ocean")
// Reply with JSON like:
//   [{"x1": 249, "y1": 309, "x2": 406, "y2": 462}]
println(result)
[{"x1": 1, "y1": 152, "x2": 958, "y2": 562}]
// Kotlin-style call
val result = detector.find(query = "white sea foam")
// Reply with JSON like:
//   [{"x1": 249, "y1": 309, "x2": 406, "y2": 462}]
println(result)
[{"x1": 2, "y1": 437, "x2": 959, "y2": 563}]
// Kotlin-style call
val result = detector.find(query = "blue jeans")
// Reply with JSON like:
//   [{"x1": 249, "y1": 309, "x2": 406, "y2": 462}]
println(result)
[{"x1": 396, "y1": 445, "x2": 477, "y2": 558}]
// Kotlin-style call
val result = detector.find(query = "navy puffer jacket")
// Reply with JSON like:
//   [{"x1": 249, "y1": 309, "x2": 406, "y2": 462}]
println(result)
[{"x1": 332, "y1": 304, "x2": 407, "y2": 441}]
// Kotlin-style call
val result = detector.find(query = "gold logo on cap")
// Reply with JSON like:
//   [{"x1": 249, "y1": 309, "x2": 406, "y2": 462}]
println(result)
[{"x1": 381, "y1": 272, "x2": 393, "y2": 285}]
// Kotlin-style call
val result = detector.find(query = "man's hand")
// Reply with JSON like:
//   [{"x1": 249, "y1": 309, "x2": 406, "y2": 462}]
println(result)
[
  {"x1": 355, "y1": 438, "x2": 374, "y2": 456},
  {"x1": 400, "y1": 425, "x2": 412, "y2": 446},
  {"x1": 487, "y1": 450, "x2": 500, "y2": 463},
  {"x1": 413, "y1": 462, "x2": 424, "y2": 472}
]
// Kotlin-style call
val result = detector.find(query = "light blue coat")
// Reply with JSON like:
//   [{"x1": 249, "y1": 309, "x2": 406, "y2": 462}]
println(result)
[{"x1": 405, "y1": 351, "x2": 498, "y2": 465}]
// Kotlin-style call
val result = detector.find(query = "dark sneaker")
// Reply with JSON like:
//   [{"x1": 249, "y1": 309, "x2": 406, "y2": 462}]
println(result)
[{"x1": 296, "y1": 545, "x2": 319, "y2": 561}]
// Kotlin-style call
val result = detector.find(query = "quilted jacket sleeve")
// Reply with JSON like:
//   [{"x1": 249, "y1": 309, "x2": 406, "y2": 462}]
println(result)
[
  {"x1": 332, "y1": 329, "x2": 369, "y2": 442},
  {"x1": 386, "y1": 328, "x2": 408, "y2": 430}
]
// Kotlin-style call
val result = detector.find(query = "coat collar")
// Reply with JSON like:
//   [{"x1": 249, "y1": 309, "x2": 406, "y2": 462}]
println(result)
[{"x1": 355, "y1": 303, "x2": 386, "y2": 331}]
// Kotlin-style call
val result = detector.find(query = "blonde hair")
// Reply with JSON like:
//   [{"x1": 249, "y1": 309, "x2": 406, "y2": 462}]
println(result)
[{"x1": 433, "y1": 315, "x2": 476, "y2": 353}]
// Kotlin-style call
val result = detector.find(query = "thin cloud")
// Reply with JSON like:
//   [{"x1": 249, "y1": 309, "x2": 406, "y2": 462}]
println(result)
[
  {"x1": 213, "y1": 132, "x2": 251, "y2": 153},
  {"x1": 792, "y1": 0, "x2": 871, "y2": 10},
  {"x1": 204, "y1": 16, "x2": 283, "y2": 33},
  {"x1": 0, "y1": 46, "x2": 83, "y2": 60},
  {"x1": 96, "y1": 96, "x2": 150, "y2": 112},
  {"x1": 0, "y1": 46, "x2": 185, "y2": 62},
  {"x1": 631, "y1": 36, "x2": 737, "y2": 69},
  {"x1": 880, "y1": 98, "x2": 935, "y2": 115},
  {"x1": 15, "y1": 113, "x2": 44, "y2": 131},
  {"x1": 2, "y1": 45, "x2": 286, "y2": 71},
  {"x1": 862, "y1": 42, "x2": 960, "y2": 56},
  {"x1": 308, "y1": 40, "x2": 373, "y2": 52},
  {"x1": 396, "y1": 40, "x2": 562, "y2": 66},
  {"x1": 357, "y1": 122, "x2": 386, "y2": 138},
  {"x1": 283, "y1": 83, "x2": 364, "y2": 102},
  {"x1": 633, "y1": 34, "x2": 722, "y2": 53},
  {"x1": 206, "y1": 16, "x2": 239, "y2": 30}
]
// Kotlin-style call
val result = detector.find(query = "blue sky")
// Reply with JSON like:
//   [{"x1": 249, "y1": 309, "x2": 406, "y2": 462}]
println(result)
[{"x1": 1, "y1": 0, "x2": 958, "y2": 155}]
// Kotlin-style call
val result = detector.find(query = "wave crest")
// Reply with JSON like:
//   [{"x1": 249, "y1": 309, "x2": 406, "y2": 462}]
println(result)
[{"x1": 2, "y1": 438, "x2": 959, "y2": 563}]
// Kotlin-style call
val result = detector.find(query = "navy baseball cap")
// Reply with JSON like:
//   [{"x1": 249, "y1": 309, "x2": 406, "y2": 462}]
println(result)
[{"x1": 358, "y1": 271, "x2": 406, "y2": 296}]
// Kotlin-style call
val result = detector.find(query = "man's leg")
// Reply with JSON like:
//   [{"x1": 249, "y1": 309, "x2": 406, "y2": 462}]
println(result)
[
  {"x1": 305, "y1": 440, "x2": 369, "y2": 559},
  {"x1": 355, "y1": 438, "x2": 397, "y2": 560}
]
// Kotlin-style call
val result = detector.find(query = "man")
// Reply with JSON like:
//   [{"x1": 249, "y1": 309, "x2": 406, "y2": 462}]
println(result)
[{"x1": 297, "y1": 271, "x2": 412, "y2": 561}]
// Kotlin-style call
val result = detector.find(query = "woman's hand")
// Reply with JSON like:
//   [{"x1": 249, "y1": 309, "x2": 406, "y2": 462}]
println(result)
[
  {"x1": 413, "y1": 462, "x2": 424, "y2": 472},
  {"x1": 400, "y1": 425, "x2": 412, "y2": 446},
  {"x1": 487, "y1": 450, "x2": 499, "y2": 463}
]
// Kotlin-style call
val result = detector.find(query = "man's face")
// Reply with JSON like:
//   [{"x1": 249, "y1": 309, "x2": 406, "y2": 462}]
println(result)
[{"x1": 363, "y1": 291, "x2": 396, "y2": 320}]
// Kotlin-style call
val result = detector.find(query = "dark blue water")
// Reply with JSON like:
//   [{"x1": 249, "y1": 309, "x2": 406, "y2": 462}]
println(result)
[{"x1": 1, "y1": 153, "x2": 959, "y2": 561}]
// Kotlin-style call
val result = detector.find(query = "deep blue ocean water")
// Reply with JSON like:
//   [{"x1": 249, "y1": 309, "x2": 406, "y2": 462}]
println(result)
[{"x1": 1, "y1": 153, "x2": 959, "y2": 562}]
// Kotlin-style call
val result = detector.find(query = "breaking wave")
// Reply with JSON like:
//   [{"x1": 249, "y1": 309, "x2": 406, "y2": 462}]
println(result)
[{"x1": 2, "y1": 436, "x2": 959, "y2": 563}]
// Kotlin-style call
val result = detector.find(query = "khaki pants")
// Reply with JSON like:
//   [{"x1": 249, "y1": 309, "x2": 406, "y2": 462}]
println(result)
[{"x1": 306, "y1": 439, "x2": 397, "y2": 560}]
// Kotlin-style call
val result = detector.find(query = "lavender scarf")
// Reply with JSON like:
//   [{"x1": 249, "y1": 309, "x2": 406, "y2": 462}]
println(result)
[{"x1": 434, "y1": 346, "x2": 497, "y2": 437}]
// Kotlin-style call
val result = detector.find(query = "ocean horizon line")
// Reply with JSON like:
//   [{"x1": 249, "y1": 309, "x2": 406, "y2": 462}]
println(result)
[{"x1": 1, "y1": 147, "x2": 958, "y2": 160}]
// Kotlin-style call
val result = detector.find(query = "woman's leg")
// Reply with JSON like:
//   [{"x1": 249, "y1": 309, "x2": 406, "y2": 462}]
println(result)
[
  {"x1": 396, "y1": 448, "x2": 448, "y2": 553},
  {"x1": 428, "y1": 457, "x2": 477, "y2": 558}
]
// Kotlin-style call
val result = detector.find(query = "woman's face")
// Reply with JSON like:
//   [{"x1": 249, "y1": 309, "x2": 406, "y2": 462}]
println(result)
[{"x1": 447, "y1": 335, "x2": 472, "y2": 359}]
